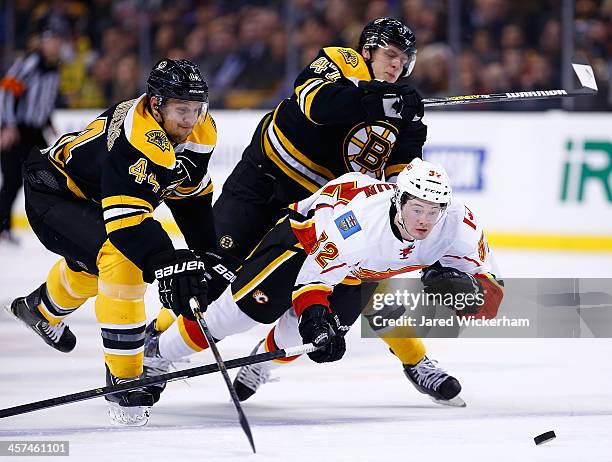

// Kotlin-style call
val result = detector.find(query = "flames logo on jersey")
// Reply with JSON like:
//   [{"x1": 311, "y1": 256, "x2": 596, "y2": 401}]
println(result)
[
  {"x1": 145, "y1": 130, "x2": 171, "y2": 152},
  {"x1": 344, "y1": 121, "x2": 397, "y2": 178},
  {"x1": 399, "y1": 245, "x2": 415, "y2": 259},
  {"x1": 338, "y1": 48, "x2": 359, "y2": 67},
  {"x1": 253, "y1": 290, "x2": 269, "y2": 304},
  {"x1": 478, "y1": 232, "x2": 488, "y2": 262}
]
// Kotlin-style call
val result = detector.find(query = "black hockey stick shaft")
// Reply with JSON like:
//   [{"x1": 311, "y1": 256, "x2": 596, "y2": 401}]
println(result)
[
  {"x1": 423, "y1": 88, "x2": 597, "y2": 107},
  {"x1": 0, "y1": 341, "x2": 317, "y2": 419},
  {"x1": 189, "y1": 298, "x2": 256, "y2": 454}
]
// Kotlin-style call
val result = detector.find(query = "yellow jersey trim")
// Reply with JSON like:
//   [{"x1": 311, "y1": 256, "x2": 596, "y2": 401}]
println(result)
[
  {"x1": 49, "y1": 163, "x2": 87, "y2": 199},
  {"x1": 232, "y1": 250, "x2": 296, "y2": 301},
  {"x1": 102, "y1": 195, "x2": 154, "y2": 212},
  {"x1": 322, "y1": 47, "x2": 371, "y2": 81},
  {"x1": 124, "y1": 96, "x2": 175, "y2": 169},
  {"x1": 385, "y1": 163, "x2": 408, "y2": 178},
  {"x1": 105, "y1": 212, "x2": 152, "y2": 234}
]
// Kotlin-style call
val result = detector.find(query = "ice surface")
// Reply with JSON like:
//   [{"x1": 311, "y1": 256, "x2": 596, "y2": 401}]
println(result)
[{"x1": 1, "y1": 232, "x2": 611, "y2": 461}]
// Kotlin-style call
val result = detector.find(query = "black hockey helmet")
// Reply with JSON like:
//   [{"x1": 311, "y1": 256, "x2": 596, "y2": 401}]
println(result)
[
  {"x1": 147, "y1": 58, "x2": 209, "y2": 104},
  {"x1": 358, "y1": 18, "x2": 417, "y2": 76}
]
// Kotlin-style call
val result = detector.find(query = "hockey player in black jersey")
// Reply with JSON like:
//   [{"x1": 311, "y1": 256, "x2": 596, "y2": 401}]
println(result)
[
  {"x1": 213, "y1": 17, "x2": 425, "y2": 259},
  {"x1": 5, "y1": 59, "x2": 217, "y2": 426}
]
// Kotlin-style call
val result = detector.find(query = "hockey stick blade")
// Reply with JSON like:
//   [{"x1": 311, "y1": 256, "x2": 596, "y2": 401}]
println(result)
[
  {"x1": 572, "y1": 63, "x2": 598, "y2": 91},
  {"x1": 189, "y1": 297, "x2": 256, "y2": 454},
  {"x1": 423, "y1": 63, "x2": 598, "y2": 107},
  {"x1": 0, "y1": 342, "x2": 317, "y2": 419}
]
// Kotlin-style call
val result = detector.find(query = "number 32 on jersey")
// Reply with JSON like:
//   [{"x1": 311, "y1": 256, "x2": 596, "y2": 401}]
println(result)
[{"x1": 310, "y1": 231, "x2": 339, "y2": 269}]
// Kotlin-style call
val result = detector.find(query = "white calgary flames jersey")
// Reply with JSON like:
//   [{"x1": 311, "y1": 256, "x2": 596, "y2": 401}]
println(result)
[{"x1": 287, "y1": 173, "x2": 502, "y2": 316}]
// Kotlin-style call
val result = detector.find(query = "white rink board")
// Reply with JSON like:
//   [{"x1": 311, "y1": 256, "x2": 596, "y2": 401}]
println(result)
[
  {"x1": 50, "y1": 109, "x2": 612, "y2": 236},
  {"x1": 423, "y1": 111, "x2": 612, "y2": 235}
]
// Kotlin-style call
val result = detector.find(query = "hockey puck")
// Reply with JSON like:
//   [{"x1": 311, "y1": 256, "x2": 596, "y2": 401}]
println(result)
[{"x1": 534, "y1": 431, "x2": 556, "y2": 445}]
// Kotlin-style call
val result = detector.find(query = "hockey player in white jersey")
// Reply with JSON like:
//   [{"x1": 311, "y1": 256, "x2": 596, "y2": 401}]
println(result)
[{"x1": 144, "y1": 158, "x2": 503, "y2": 406}]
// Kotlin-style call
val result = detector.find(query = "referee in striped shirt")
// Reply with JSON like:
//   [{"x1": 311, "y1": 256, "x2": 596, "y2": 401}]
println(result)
[{"x1": 0, "y1": 29, "x2": 63, "y2": 244}]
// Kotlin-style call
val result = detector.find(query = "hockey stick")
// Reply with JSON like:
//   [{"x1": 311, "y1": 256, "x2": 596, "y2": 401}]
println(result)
[
  {"x1": 188, "y1": 298, "x2": 257, "y2": 454},
  {"x1": 0, "y1": 342, "x2": 317, "y2": 419},
  {"x1": 422, "y1": 63, "x2": 598, "y2": 107}
]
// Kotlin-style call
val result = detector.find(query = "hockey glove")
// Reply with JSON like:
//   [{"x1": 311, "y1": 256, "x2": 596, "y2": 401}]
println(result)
[
  {"x1": 200, "y1": 251, "x2": 239, "y2": 302},
  {"x1": 359, "y1": 80, "x2": 423, "y2": 122},
  {"x1": 421, "y1": 263, "x2": 483, "y2": 313},
  {"x1": 400, "y1": 89, "x2": 424, "y2": 122},
  {"x1": 147, "y1": 249, "x2": 208, "y2": 321},
  {"x1": 298, "y1": 305, "x2": 346, "y2": 363}
]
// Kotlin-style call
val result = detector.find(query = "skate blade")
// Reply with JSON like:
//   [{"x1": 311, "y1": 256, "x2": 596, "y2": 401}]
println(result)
[
  {"x1": 430, "y1": 395, "x2": 466, "y2": 407},
  {"x1": 3, "y1": 301, "x2": 15, "y2": 317},
  {"x1": 3, "y1": 301, "x2": 29, "y2": 329},
  {"x1": 107, "y1": 402, "x2": 151, "y2": 427}
]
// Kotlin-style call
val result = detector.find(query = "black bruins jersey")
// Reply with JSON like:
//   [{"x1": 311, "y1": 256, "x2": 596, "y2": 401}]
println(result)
[
  {"x1": 42, "y1": 94, "x2": 217, "y2": 274},
  {"x1": 262, "y1": 46, "x2": 427, "y2": 194}
]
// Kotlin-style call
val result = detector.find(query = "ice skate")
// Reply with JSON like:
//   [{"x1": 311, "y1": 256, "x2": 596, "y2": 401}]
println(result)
[
  {"x1": 4, "y1": 285, "x2": 76, "y2": 353},
  {"x1": 404, "y1": 356, "x2": 466, "y2": 407},
  {"x1": 233, "y1": 339, "x2": 278, "y2": 402},
  {"x1": 105, "y1": 366, "x2": 154, "y2": 426}
]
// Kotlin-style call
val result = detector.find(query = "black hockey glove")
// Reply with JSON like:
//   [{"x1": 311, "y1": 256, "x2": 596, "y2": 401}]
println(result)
[
  {"x1": 200, "y1": 251, "x2": 240, "y2": 302},
  {"x1": 421, "y1": 263, "x2": 483, "y2": 313},
  {"x1": 359, "y1": 80, "x2": 423, "y2": 121},
  {"x1": 147, "y1": 249, "x2": 208, "y2": 321},
  {"x1": 400, "y1": 90, "x2": 424, "y2": 122},
  {"x1": 298, "y1": 305, "x2": 346, "y2": 363}
]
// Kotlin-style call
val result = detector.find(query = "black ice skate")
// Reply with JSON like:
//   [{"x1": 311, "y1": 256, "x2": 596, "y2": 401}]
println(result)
[
  {"x1": 403, "y1": 356, "x2": 466, "y2": 407},
  {"x1": 5, "y1": 285, "x2": 76, "y2": 353},
  {"x1": 105, "y1": 366, "x2": 154, "y2": 426},
  {"x1": 233, "y1": 339, "x2": 278, "y2": 402}
]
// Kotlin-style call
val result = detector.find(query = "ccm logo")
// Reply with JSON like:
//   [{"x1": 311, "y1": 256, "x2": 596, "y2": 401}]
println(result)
[{"x1": 155, "y1": 260, "x2": 205, "y2": 278}]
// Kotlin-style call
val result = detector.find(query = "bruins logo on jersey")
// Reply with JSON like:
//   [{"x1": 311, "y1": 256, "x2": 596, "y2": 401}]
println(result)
[
  {"x1": 145, "y1": 130, "x2": 171, "y2": 152},
  {"x1": 338, "y1": 48, "x2": 359, "y2": 67},
  {"x1": 343, "y1": 121, "x2": 398, "y2": 178}
]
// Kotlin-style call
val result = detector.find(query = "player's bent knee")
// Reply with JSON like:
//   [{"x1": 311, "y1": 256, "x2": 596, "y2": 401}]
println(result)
[{"x1": 46, "y1": 259, "x2": 97, "y2": 309}]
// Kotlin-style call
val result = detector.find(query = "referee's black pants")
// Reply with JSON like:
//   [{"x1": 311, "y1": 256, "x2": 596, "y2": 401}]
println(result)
[{"x1": 0, "y1": 125, "x2": 47, "y2": 233}]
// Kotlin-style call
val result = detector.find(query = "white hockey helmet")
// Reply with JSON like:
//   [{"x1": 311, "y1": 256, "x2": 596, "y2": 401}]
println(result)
[{"x1": 394, "y1": 158, "x2": 452, "y2": 209}]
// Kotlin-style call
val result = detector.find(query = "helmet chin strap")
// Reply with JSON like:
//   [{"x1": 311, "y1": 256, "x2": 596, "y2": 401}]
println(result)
[
  {"x1": 362, "y1": 48, "x2": 375, "y2": 79},
  {"x1": 150, "y1": 97, "x2": 166, "y2": 126},
  {"x1": 155, "y1": 111, "x2": 175, "y2": 144},
  {"x1": 150, "y1": 100, "x2": 180, "y2": 146},
  {"x1": 395, "y1": 208, "x2": 416, "y2": 241}
]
